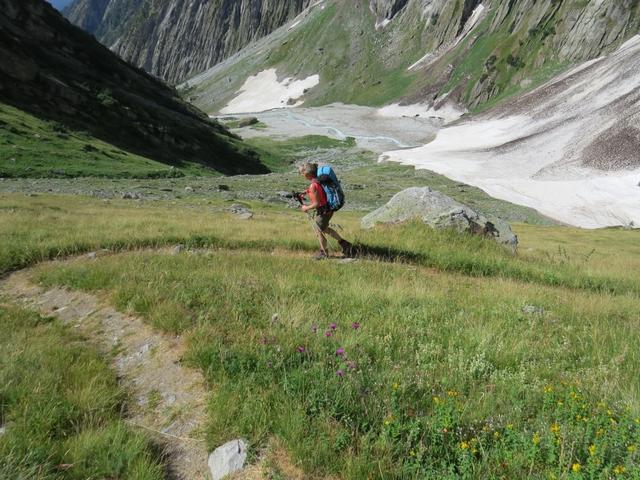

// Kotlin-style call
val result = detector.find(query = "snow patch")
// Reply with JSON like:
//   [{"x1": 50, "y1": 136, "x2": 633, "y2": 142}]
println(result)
[
  {"x1": 376, "y1": 101, "x2": 466, "y2": 124},
  {"x1": 220, "y1": 69, "x2": 319, "y2": 114},
  {"x1": 384, "y1": 37, "x2": 640, "y2": 228},
  {"x1": 375, "y1": 18, "x2": 391, "y2": 30}
]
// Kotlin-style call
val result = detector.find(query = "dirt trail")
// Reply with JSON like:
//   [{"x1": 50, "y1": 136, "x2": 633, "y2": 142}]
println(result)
[{"x1": 0, "y1": 267, "x2": 210, "y2": 479}]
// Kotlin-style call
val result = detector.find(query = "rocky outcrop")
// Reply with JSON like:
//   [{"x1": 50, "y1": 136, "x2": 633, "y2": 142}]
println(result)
[
  {"x1": 0, "y1": 0, "x2": 268, "y2": 175},
  {"x1": 362, "y1": 187, "x2": 518, "y2": 249},
  {"x1": 65, "y1": 0, "x2": 312, "y2": 84}
]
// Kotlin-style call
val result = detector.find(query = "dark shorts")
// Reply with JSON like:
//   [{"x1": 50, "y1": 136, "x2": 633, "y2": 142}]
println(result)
[{"x1": 315, "y1": 211, "x2": 333, "y2": 231}]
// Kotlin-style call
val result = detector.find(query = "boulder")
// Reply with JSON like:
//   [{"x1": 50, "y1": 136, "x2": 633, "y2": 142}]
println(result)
[
  {"x1": 238, "y1": 117, "x2": 259, "y2": 127},
  {"x1": 208, "y1": 439, "x2": 248, "y2": 480},
  {"x1": 362, "y1": 187, "x2": 518, "y2": 249}
]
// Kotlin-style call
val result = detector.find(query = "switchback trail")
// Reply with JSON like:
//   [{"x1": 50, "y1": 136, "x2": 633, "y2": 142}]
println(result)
[{"x1": 1, "y1": 266, "x2": 210, "y2": 480}]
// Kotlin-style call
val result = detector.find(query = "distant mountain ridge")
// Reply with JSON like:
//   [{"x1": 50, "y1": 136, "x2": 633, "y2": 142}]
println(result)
[
  {"x1": 0, "y1": 0, "x2": 268, "y2": 175},
  {"x1": 183, "y1": 0, "x2": 640, "y2": 114},
  {"x1": 64, "y1": 0, "x2": 313, "y2": 84}
]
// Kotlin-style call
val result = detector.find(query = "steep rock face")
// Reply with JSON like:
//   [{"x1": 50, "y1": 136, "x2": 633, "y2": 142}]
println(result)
[
  {"x1": 186, "y1": 0, "x2": 638, "y2": 114},
  {"x1": 0, "y1": 0, "x2": 268, "y2": 175},
  {"x1": 65, "y1": 0, "x2": 312, "y2": 84},
  {"x1": 370, "y1": 0, "x2": 409, "y2": 25}
]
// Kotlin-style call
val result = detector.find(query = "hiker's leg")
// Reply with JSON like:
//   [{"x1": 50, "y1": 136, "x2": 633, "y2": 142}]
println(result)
[{"x1": 325, "y1": 227, "x2": 344, "y2": 242}]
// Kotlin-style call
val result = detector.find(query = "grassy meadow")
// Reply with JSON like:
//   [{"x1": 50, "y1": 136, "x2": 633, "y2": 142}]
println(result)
[{"x1": 1, "y1": 191, "x2": 639, "y2": 478}]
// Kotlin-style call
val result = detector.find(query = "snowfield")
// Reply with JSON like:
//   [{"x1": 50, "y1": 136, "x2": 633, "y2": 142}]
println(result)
[
  {"x1": 220, "y1": 69, "x2": 319, "y2": 114},
  {"x1": 382, "y1": 35, "x2": 640, "y2": 228}
]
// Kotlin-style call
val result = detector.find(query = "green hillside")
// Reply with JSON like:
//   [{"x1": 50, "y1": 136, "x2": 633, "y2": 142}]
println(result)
[{"x1": 184, "y1": 0, "x2": 640, "y2": 113}]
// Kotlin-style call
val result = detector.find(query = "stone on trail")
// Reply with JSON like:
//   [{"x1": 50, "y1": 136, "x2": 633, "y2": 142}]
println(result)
[
  {"x1": 522, "y1": 305, "x2": 545, "y2": 315},
  {"x1": 208, "y1": 439, "x2": 248, "y2": 480},
  {"x1": 172, "y1": 244, "x2": 184, "y2": 255},
  {"x1": 361, "y1": 187, "x2": 518, "y2": 249}
]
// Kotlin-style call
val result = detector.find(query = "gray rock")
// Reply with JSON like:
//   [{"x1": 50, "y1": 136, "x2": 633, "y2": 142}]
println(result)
[
  {"x1": 227, "y1": 204, "x2": 253, "y2": 220},
  {"x1": 172, "y1": 244, "x2": 184, "y2": 255},
  {"x1": 362, "y1": 187, "x2": 518, "y2": 249},
  {"x1": 238, "y1": 117, "x2": 259, "y2": 127},
  {"x1": 522, "y1": 305, "x2": 545, "y2": 315},
  {"x1": 86, "y1": 251, "x2": 97, "y2": 259},
  {"x1": 208, "y1": 439, "x2": 248, "y2": 480},
  {"x1": 184, "y1": 186, "x2": 194, "y2": 192},
  {"x1": 121, "y1": 192, "x2": 141, "y2": 200}
]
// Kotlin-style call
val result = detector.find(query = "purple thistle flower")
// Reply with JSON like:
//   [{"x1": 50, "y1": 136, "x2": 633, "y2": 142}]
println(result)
[
  {"x1": 336, "y1": 347, "x2": 345, "y2": 357},
  {"x1": 336, "y1": 370, "x2": 344, "y2": 377},
  {"x1": 297, "y1": 346, "x2": 306, "y2": 353},
  {"x1": 260, "y1": 337, "x2": 268, "y2": 345},
  {"x1": 311, "y1": 324, "x2": 318, "y2": 334},
  {"x1": 324, "y1": 330, "x2": 333, "y2": 338},
  {"x1": 330, "y1": 323, "x2": 338, "y2": 331},
  {"x1": 347, "y1": 361, "x2": 357, "y2": 370},
  {"x1": 352, "y1": 322, "x2": 361, "y2": 330}
]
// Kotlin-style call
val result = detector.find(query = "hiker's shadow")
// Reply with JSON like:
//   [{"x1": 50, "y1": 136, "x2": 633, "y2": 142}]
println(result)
[{"x1": 348, "y1": 243, "x2": 424, "y2": 264}]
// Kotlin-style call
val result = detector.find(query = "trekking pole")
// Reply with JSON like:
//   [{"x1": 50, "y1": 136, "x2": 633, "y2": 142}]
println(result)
[{"x1": 289, "y1": 191, "x2": 337, "y2": 254}]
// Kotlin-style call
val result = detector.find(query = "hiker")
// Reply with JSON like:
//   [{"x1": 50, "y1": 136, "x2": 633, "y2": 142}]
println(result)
[{"x1": 298, "y1": 162, "x2": 352, "y2": 260}]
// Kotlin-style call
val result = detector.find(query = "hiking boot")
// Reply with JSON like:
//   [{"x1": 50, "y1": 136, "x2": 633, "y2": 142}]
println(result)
[
  {"x1": 339, "y1": 239, "x2": 354, "y2": 257},
  {"x1": 314, "y1": 250, "x2": 328, "y2": 261}
]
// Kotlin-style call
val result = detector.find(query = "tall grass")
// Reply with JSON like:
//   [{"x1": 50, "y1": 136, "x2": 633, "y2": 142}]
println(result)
[
  {"x1": 1, "y1": 195, "x2": 639, "y2": 297},
  {"x1": 0, "y1": 303, "x2": 165, "y2": 479},
  {"x1": 35, "y1": 250, "x2": 640, "y2": 478}
]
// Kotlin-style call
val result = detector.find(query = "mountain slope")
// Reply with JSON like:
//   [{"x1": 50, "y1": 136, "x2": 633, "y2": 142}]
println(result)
[
  {"x1": 0, "y1": 0, "x2": 267, "y2": 176},
  {"x1": 183, "y1": 0, "x2": 639, "y2": 114},
  {"x1": 382, "y1": 35, "x2": 640, "y2": 228},
  {"x1": 64, "y1": 0, "x2": 313, "y2": 84}
]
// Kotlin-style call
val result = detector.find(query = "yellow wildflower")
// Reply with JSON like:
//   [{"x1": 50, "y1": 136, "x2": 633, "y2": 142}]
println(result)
[
  {"x1": 550, "y1": 423, "x2": 560, "y2": 434},
  {"x1": 557, "y1": 401, "x2": 564, "y2": 406},
  {"x1": 506, "y1": 423, "x2": 514, "y2": 430},
  {"x1": 628, "y1": 444, "x2": 636, "y2": 453},
  {"x1": 613, "y1": 465, "x2": 625, "y2": 475},
  {"x1": 409, "y1": 450, "x2": 416, "y2": 457},
  {"x1": 544, "y1": 386, "x2": 553, "y2": 394},
  {"x1": 532, "y1": 432, "x2": 541, "y2": 445},
  {"x1": 432, "y1": 396, "x2": 440, "y2": 404},
  {"x1": 392, "y1": 383, "x2": 399, "y2": 391},
  {"x1": 447, "y1": 390, "x2": 458, "y2": 397},
  {"x1": 493, "y1": 431, "x2": 501, "y2": 439},
  {"x1": 588, "y1": 444, "x2": 596, "y2": 456},
  {"x1": 460, "y1": 441, "x2": 469, "y2": 450},
  {"x1": 572, "y1": 463, "x2": 581, "y2": 473},
  {"x1": 595, "y1": 429, "x2": 604, "y2": 437}
]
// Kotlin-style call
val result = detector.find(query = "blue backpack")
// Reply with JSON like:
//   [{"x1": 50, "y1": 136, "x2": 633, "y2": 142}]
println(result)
[{"x1": 317, "y1": 165, "x2": 345, "y2": 212}]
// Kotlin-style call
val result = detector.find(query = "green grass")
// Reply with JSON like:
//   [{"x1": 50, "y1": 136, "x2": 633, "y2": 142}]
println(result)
[
  {"x1": 0, "y1": 194, "x2": 636, "y2": 294},
  {"x1": 0, "y1": 103, "x2": 220, "y2": 178},
  {"x1": 244, "y1": 135, "x2": 356, "y2": 172},
  {"x1": 0, "y1": 303, "x2": 165, "y2": 479},
  {"x1": 2, "y1": 193, "x2": 640, "y2": 477},
  {"x1": 33, "y1": 248, "x2": 640, "y2": 478}
]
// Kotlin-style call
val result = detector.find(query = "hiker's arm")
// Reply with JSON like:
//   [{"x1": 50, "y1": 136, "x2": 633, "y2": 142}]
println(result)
[{"x1": 302, "y1": 186, "x2": 319, "y2": 212}]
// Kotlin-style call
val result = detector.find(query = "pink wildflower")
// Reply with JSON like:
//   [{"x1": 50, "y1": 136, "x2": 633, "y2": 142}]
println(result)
[{"x1": 336, "y1": 347, "x2": 345, "y2": 356}]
